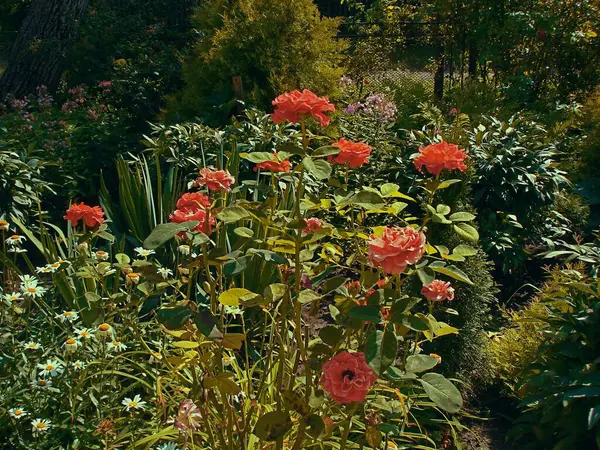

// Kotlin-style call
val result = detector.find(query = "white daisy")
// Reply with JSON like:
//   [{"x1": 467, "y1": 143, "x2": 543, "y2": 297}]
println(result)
[
  {"x1": 47, "y1": 262, "x2": 63, "y2": 271},
  {"x1": 72, "y1": 360, "x2": 86, "y2": 370},
  {"x1": 19, "y1": 275, "x2": 38, "y2": 288},
  {"x1": 8, "y1": 247, "x2": 27, "y2": 253},
  {"x1": 4, "y1": 292, "x2": 22, "y2": 302},
  {"x1": 135, "y1": 247, "x2": 155, "y2": 258},
  {"x1": 75, "y1": 328, "x2": 94, "y2": 340},
  {"x1": 126, "y1": 272, "x2": 140, "y2": 284},
  {"x1": 96, "y1": 323, "x2": 113, "y2": 337},
  {"x1": 24, "y1": 342, "x2": 42, "y2": 351},
  {"x1": 107, "y1": 340, "x2": 127, "y2": 352},
  {"x1": 157, "y1": 267, "x2": 173, "y2": 279},
  {"x1": 178, "y1": 245, "x2": 190, "y2": 255},
  {"x1": 32, "y1": 379, "x2": 52, "y2": 390},
  {"x1": 224, "y1": 306, "x2": 243, "y2": 316},
  {"x1": 23, "y1": 285, "x2": 47, "y2": 298},
  {"x1": 156, "y1": 443, "x2": 180, "y2": 450},
  {"x1": 222, "y1": 354, "x2": 236, "y2": 367},
  {"x1": 6, "y1": 234, "x2": 25, "y2": 245},
  {"x1": 31, "y1": 418, "x2": 51, "y2": 434},
  {"x1": 36, "y1": 266, "x2": 53, "y2": 274},
  {"x1": 37, "y1": 359, "x2": 64, "y2": 377},
  {"x1": 0, "y1": 219, "x2": 9, "y2": 231},
  {"x1": 9, "y1": 408, "x2": 27, "y2": 419},
  {"x1": 95, "y1": 250, "x2": 109, "y2": 261},
  {"x1": 56, "y1": 310, "x2": 79, "y2": 323},
  {"x1": 122, "y1": 394, "x2": 147, "y2": 411},
  {"x1": 64, "y1": 337, "x2": 79, "y2": 352},
  {"x1": 77, "y1": 242, "x2": 89, "y2": 252}
]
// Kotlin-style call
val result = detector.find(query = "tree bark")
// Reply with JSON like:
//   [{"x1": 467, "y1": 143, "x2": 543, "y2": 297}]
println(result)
[{"x1": 0, "y1": 0, "x2": 89, "y2": 100}]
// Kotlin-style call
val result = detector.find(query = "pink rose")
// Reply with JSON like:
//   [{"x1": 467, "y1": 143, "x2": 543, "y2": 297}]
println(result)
[
  {"x1": 421, "y1": 280, "x2": 455, "y2": 302},
  {"x1": 321, "y1": 352, "x2": 378, "y2": 404},
  {"x1": 368, "y1": 226, "x2": 426, "y2": 275},
  {"x1": 195, "y1": 168, "x2": 235, "y2": 192},
  {"x1": 303, "y1": 217, "x2": 323, "y2": 234}
]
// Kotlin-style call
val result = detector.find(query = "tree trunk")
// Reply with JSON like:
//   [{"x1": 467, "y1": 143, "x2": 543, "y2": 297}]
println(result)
[{"x1": 0, "y1": 0, "x2": 88, "y2": 100}]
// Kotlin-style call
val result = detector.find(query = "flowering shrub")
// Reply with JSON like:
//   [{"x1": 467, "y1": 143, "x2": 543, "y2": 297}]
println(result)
[{"x1": 0, "y1": 89, "x2": 481, "y2": 449}]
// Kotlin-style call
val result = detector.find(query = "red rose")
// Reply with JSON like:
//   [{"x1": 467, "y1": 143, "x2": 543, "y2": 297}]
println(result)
[
  {"x1": 329, "y1": 138, "x2": 372, "y2": 168},
  {"x1": 303, "y1": 217, "x2": 323, "y2": 234},
  {"x1": 170, "y1": 207, "x2": 214, "y2": 235},
  {"x1": 254, "y1": 154, "x2": 291, "y2": 173},
  {"x1": 195, "y1": 168, "x2": 235, "y2": 192},
  {"x1": 176, "y1": 192, "x2": 211, "y2": 210},
  {"x1": 64, "y1": 203, "x2": 105, "y2": 228},
  {"x1": 321, "y1": 351, "x2": 378, "y2": 404},
  {"x1": 368, "y1": 226, "x2": 426, "y2": 275},
  {"x1": 413, "y1": 141, "x2": 467, "y2": 176},
  {"x1": 271, "y1": 89, "x2": 335, "y2": 127},
  {"x1": 421, "y1": 280, "x2": 455, "y2": 302}
]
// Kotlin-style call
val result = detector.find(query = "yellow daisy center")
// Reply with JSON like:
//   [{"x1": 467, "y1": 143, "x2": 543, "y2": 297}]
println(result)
[
  {"x1": 98, "y1": 324, "x2": 110, "y2": 331},
  {"x1": 27, "y1": 287, "x2": 37, "y2": 293},
  {"x1": 9, "y1": 234, "x2": 19, "y2": 240},
  {"x1": 14, "y1": 410, "x2": 23, "y2": 416},
  {"x1": 38, "y1": 380, "x2": 47, "y2": 386},
  {"x1": 35, "y1": 423, "x2": 46, "y2": 429},
  {"x1": 66, "y1": 338, "x2": 76, "y2": 345},
  {"x1": 130, "y1": 401, "x2": 137, "y2": 407},
  {"x1": 45, "y1": 365, "x2": 54, "y2": 371}
]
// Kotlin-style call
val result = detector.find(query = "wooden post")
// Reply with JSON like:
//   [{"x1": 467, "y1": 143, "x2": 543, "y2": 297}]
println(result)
[
  {"x1": 434, "y1": 55, "x2": 445, "y2": 101},
  {"x1": 232, "y1": 75, "x2": 244, "y2": 115}
]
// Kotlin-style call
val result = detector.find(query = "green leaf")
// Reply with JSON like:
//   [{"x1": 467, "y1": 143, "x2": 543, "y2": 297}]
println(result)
[
  {"x1": 223, "y1": 256, "x2": 250, "y2": 276},
  {"x1": 248, "y1": 248, "x2": 288, "y2": 265},
  {"x1": 436, "y1": 204, "x2": 451, "y2": 215},
  {"x1": 405, "y1": 354, "x2": 439, "y2": 373},
  {"x1": 453, "y1": 223, "x2": 479, "y2": 242},
  {"x1": 419, "y1": 373, "x2": 463, "y2": 413},
  {"x1": 192, "y1": 232, "x2": 210, "y2": 246},
  {"x1": 219, "y1": 288, "x2": 253, "y2": 307},
  {"x1": 365, "y1": 329, "x2": 397, "y2": 375},
  {"x1": 449, "y1": 212, "x2": 476, "y2": 222},
  {"x1": 204, "y1": 372, "x2": 241, "y2": 395},
  {"x1": 242, "y1": 152, "x2": 277, "y2": 163},
  {"x1": 429, "y1": 262, "x2": 473, "y2": 285},
  {"x1": 173, "y1": 341, "x2": 200, "y2": 349},
  {"x1": 264, "y1": 284, "x2": 288, "y2": 303},
  {"x1": 253, "y1": 411, "x2": 293, "y2": 441},
  {"x1": 192, "y1": 308, "x2": 223, "y2": 340},
  {"x1": 313, "y1": 145, "x2": 340, "y2": 157},
  {"x1": 303, "y1": 157, "x2": 332, "y2": 180},
  {"x1": 304, "y1": 414, "x2": 325, "y2": 439},
  {"x1": 344, "y1": 190, "x2": 385, "y2": 209},
  {"x1": 349, "y1": 305, "x2": 381, "y2": 323},
  {"x1": 437, "y1": 179, "x2": 461, "y2": 190},
  {"x1": 115, "y1": 253, "x2": 130, "y2": 265},
  {"x1": 389, "y1": 297, "x2": 419, "y2": 323},
  {"x1": 380, "y1": 183, "x2": 400, "y2": 196},
  {"x1": 156, "y1": 305, "x2": 192, "y2": 330},
  {"x1": 84, "y1": 292, "x2": 101, "y2": 303},
  {"x1": 298, "y1": 290, "x2": 321, "y2": 304},
  {"x1": 319, "y1": 325, "x2": 343, "y2": 346},
  {"x1": 143, "y1": 221, "x2": 199, "y2": 249},
  {"x1": 217, "y1": 205, "x2": 250, "y2": 223},
  {"x1": 402, "y1": 314, "x2": 430, "y2": 331},
  {"x1": 453, "y1": 244, "x2": 478, "y2": 257},
  {"x1": 234, "y1": 227, "x2": 254, "y2": 238}
]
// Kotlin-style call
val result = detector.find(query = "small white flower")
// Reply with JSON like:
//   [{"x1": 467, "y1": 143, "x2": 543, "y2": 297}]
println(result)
[
  {"x1": 126, "y1": 272, "x2": 140, "y2": 284},
  {"x1": 107, "y1": 340, "x2": 127, "y2": 352},
  {"x1": 37, "y1": 359, "x2": 64, "y2": 377},
  {"x1": 72, "y1": 360, "x2": 86, "y2": 370},
  {"x1": 24, "y1": 341, "x2": 42, "y2": 351},
  {"x1": 56, "y1": 310, "x2": 79, "y2": 323},
  {"x1": 156, "y1": 443, "x2": 180, "y2": 450},
  {"x1": 0, "y1": 219, "x2": 9, "y2": 231},
  {"x1": 47, "y1": 262, "x2": 63, "y2": 271},
  {"x1": 9, "y1": 408, "x2": 27, "y2": 419},
  {"x1": 77, "y1": 242, "x2": 89, "y2": 253},
  {"x1": 224, "y1": 306, "x2": 243, "y2": 316},
  {"x1": 122, "y1": 394, "x2": 147, "y2": 411},
  {"x1": 19, "y1": 275, "x2": 38, "y2": 286},
  {"x1": 97, "y1": 263, "x2": 116, "y2": 276},
  {"x1": 4, "y1": 292, "x2": 22, "y2": 302},
  {"x1": 8, "y1": 247, "x2": 27, "y2": 253},
  {"x1": 135, "y1": 247, "x2": 155, "y2": 258},
  {"x1": 32, "y1": 379, "x2": 52, "y2": 390},
  {"x1": 36, "y1": 266, "x2": 53, "y2": 274},
  {"x1": 222, "y1": 354, "x2": 236, "y2": 367},
  {"x1": 6, "y1": 234, "x2": 25, "y2": 245},
  {"x1": 75, "y1": 328, "x2": 93, "y2": 340},
  {"x1": 31, "y1": 418, "x2": 51, "y2": 434},
  {"x1": 157, "y1": 267, "x2": 173, "y2": 279},
  {"x1": 23, "y1": 285, "x2": 47, "y2": 298},
  {"x1": 191, "y1": 252, "x2": 198, "y2": 259},
  {"x1": 178, "y1": 245, "x2": 190, "y2": 255},
  {"x1": 64, "y1": 337, "x2": 79, "y2": 352},
  {"x1": 96, "y1": 323, "x2": 113, "y2": 337},
  {"x1": 95, "y1": 250, "x2": 109, "y2": 261}
]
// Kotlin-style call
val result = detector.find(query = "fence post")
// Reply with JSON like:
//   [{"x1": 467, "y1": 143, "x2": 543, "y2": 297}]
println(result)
[{"x1": 434, "y1": 54, "x2": 445, "y2": 101}]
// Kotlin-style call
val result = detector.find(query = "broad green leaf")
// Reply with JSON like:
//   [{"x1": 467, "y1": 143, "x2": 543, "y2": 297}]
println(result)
[
  {"x1": 223, "y1": 255, "x2": 250, "y2": 276},
  {"x1": 349, "y1": 305, "x2": 381, "y2": 323},
  {"x1": 156, "y1": 305, "x2": 192, "y2": 330},
  {"x1": 204, "y1": 372, "x2": 241, "y2": 395},
  {"x1": 402, "y1": 314, "x2": 430, "y2": 331},
  {"x1": 365, "y1": 329, "x2": 397, "y2": 375},
  {"x1": 436, "y1": 204, "x2": 451, "y2": 215},
  {"x1": 429, "y1": 261, "x2": 474, "y2": 285},
  {"x1": 219, "y1": 288, "x2": 252, "y2": 307},
  {"x1": 298, "y1": 290, "x2": 321, "y2": 304},
  {"x1": 319, "y1": 325, "x2": 343, "y2": 346},
  {"x1": 115, "y1": 253, "x2": 130, "y2": 265},
  {"x1": 405, "y1": 354, "x2": 439, "y2": 373},
  {"x1": 303, "y1": 157, "x2": 332, "y2": 180},
  {"x1": 453, "y1": 223, "x2": 479, "y2": 242},
  {"x1": 313, "y1": 145, "x2": 340, "y2": 157},
  {"x1": 192, "y1": 232, "x2": 210, "y2": 246},
  {"x1": 389, "y1": 297, "x2": 419, "y2": 323},
  {"x1": 253, "y1": 411, "x2": 293, "y2": 441},
  {"x1": 449, "y1": 212, "x2": 476, "y2": 222},
  {"x1": 173, "y1": 341, "x2": 200, "y2": 349},
  {"x1": 217, "y1": 205, "x2": 250, "y2": 223},
  {"x1": 437, "y1": 179, "x2": 461, "y2": 190},
  {"x1": 241, "y1": 152, "x2": 277, "y2": 163},
  {"x1": 419, "y1": 373, "x2": 463, "y2": 413},
  {"x1": 344, "y1": 190, "x2": 385, "y2": 209},
  {"x1": 453, "y1": 244, "x2": 478, "y2": 257},
  {"x1": 143, "y1": 221, "x2": 199, "y2": 249},
  {"x1": 304, "y1": 414, "x2": 325, "y2": 439},
  {"x1": 264, "y1": 284, "x2": 288, "y2": 303},
  {"x1": 192, "y1": 308, "x2": 222, "y2": 340},
  {"x1": 234, "y1": 227, "x2": 254, "y2": 238}
]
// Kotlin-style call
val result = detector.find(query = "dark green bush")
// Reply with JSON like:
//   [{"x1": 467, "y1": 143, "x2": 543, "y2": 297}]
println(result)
[{"x1": 170, "y1": 0, "x2": 347, "y2": 122}]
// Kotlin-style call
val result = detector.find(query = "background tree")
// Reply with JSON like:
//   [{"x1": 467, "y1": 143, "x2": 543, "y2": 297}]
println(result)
[{"x1": 0, "y1": 0, "x2": 88, "y2": 100}]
